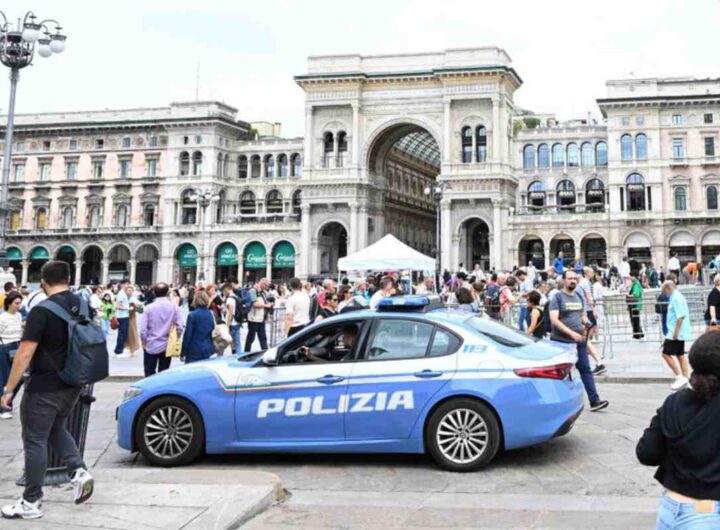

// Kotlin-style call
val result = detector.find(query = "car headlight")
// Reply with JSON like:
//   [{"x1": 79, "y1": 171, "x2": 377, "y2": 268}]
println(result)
[{"x1": 123, "y1": 386, "x2": 144, "y2": 402}]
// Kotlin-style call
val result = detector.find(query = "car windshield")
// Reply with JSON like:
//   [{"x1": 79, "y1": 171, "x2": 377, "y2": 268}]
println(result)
[{"x1": 464, "y1": 316, "x2": 536, "y2": 348}]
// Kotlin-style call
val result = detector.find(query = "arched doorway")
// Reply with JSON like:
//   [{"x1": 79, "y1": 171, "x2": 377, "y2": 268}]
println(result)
[
  {"x1": 271, "y1": 241, "x2": 296, "y2": 282},
  {"x1": 458, "y1": 218, "x2": 491, "y2": 272},
  {"x1": 28, "y1": 246, "x2": 50, "y2": 286},
  {"x1": 81, "y1": 245, "x2": 103, "y2": 285},
  {"x1": 215, "y1": 242, "x2": 239, "y2": 283},
  {"x1": 668, "y1": 231, "x2": 696, "y2": 266},
  {"x1": 625, "y1": 232, "x2": 652, "y2": 263},
  {"x1": 702, "y1": 230, "x2": 720, "y2": 265},
  {"x1": 519, "y1": 237, "x2": 545, "y2": 269},
  {"x1": 55, "y1": 245, "x2": 77, "y2": 285},
  {"x1": 176, "y1": 243, "x2": 198, "y2": 285},
  {"x1": 6, "y1": 247, "x2": 22, "y2": 285},
  {"x1": 550, "y1": 236, "x2": 575, "y2": 268},
  {"x1": 108, "y1": 245, "x2": 131, "y2": 282},
  {"x1": 367, "y1": 123, "x2": 440, "y2": 250},
  {"x1": 243, "y1": 241, "x2": 267, "y2": 284},
  {"x1": 136, "y1": 244, "x2": 159, "y2": 286},
  {"x1": 318, "y1": 222, "x2": 347, "y2": 276},
  {"x1": 581, "y1": 236, "x2": 607, "y2": 267}
]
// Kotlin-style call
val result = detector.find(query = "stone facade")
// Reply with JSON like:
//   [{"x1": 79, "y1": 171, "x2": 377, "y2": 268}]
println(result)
[{"x1": 2, "y1": 49, "x2": 720, "y2": 286}]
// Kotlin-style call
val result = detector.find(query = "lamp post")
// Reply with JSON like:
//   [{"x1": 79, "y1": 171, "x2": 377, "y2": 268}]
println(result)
[
  {"x1": 0, "y1": 11, "x2": 66, "y2": 268},
  {"x1": 188, "y1": 188, "x2": 220, "y2": 283},
  {"x1": 424, "y1": 182, "x2": 450, "y2": 292}
]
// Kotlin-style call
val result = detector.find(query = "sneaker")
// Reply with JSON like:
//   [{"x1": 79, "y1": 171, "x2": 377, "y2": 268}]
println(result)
[
  {"x1": 114, "y1": 352, "x2": 131, "y2": 359},
  {"x1": 1, "y1": 498, "x2": 42, "y2": 519},
  {"x1": 590, "y1": 400, "x2": 609, "y2": 412},
  {"x1": 592, "y1": 364, "x2": 607, "y2": 376},
  {"x1": 0, "y1": 410, "x2": 13, "y2": 419},
  {"x1": 70, "y1": 468, "x2": 94, "y2": 505},
  {"x1": 670, "y1": 376, "x2": 689, "y2": 391}
]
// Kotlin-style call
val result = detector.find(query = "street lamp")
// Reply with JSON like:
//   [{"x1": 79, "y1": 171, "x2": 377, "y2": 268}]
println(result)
[
  {"x1": 0, "y1": 11, "x2": 67, "y2": 268},
  {"x1": 424, "y1": 182, "x2": 451, "y2": 292},
  {"x1": 188, "y1": 189, "x2": 220, "y2": 282}
]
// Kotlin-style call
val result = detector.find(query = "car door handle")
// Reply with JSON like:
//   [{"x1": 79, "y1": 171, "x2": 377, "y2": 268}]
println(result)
[
  {"x1": 316, "y1": 375, "x2": 345, "y2": 385},
  {"x1": 414, "y1": 370, "x2": 443, "y2": 379}
]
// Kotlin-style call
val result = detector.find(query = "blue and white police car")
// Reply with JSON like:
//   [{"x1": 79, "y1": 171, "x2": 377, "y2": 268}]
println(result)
[{"x1": 116, "y1": 296, "x2": 585, "y2": 471}]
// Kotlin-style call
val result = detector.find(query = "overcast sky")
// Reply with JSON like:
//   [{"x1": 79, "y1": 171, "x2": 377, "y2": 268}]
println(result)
[{"x1": 4, "y1": 0, "x2": 719, "y2": 137}]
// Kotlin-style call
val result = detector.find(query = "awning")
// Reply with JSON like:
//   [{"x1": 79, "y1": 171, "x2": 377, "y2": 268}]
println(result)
[
  {"x1": 702, "y1": 230, "x2": 720, "y2": 246},
  {"x1": 57, "y1": 245, "x2": 75, "y2": 255},
  {"x1": 272, "y1": 241, "x2": 295, "y2": 269},
  {"x1": 244, "y1": 242, "x2": 267, "y2": 269},
  {"x1": 216, "y1": 242, "x2": 238, "y2": 266},
  {"x1": 177, "y1": 244, "x2": 197, "y2": 267},
  {"x1": 669, "y1": 231, "x2": 695, "y2": 247},
  {"x1": 625, "y1": 232, "x2": 652, "y2": 249},
  {"x1": 30, "y1": 247, "x2": 50, "y2": 260},
  {"x1": 6, "y1": 247, "x2": 22, "y2": 260},
  {"x1": 338, "y1": 234, "x2": 435, "y2": 272}
]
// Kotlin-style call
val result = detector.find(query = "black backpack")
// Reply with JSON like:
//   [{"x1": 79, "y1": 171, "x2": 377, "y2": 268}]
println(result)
[
  {"x1": 39, "y1": 298, "x2": 109, "y2": 386},
  {"x1": 230, "y1": 291, "x2": 253, "y2": 323},
  {"x1": 484, "y1": 285, "x2": 501, "y2": 320},
  {"x1": 539, "y1": 301, "x2": 552, "y2": 336},
  {"x1": 309, "y1": 293, "x2": 321, "y2": 320}
]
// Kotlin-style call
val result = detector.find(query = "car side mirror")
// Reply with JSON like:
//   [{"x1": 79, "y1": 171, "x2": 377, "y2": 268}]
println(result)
[{"x1": 262, "y1": 348, "x2": 279, "y2": 366}]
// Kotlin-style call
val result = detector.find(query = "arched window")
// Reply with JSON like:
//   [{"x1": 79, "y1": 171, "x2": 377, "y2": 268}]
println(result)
[
  {"x1": 461, "y1": 126, "x2": 472, "y2": 163},
  {"x1": 523, "y1": 145, "x2": 536, "y2": 169},
  {"x1": 88, "y1": 206, "x2": 101, "y2": 228},
  {"x1": 239, "y1": 191, "x2": 256, "y2": 215},
  {"x1": 581, "y1": 142, "x2": 594, "y2": 167},
  {"x1": 552, "y1": 143, "x2": 564, "y2": 167},
  {"x1": 323, "y1": 132, "x2": 334, "y2": 154},
  {"x1": 250, "y1": 155, "x2": 261, "y2": 178},
  {"x1": 621, "y1": 134, "x2": 633, "y2": 160},
  {"x1": 179, "y1": 151, "x2": 190, "y2": 176},
  {"x1": 144, "y1": 205, "x2": 155, "y2": 227},
  {"x1": 585, "y1": 178, "x2": 605, "y2": 211},
  {"x1": 278, "y1": 154, "x2": 288, "y2": 177},
  {"x1": 707, "y1": 185, "x2": 719, "y2": 210},
  {"x1": 62, "y1": 207, "x2": 74, "y2": 229},
  {"x1": 264, "y1": 154, "x2": 275, "y2": 178},
  {"x1": 290, "y1": 153, "x2": 302, "y2": 177},
  {"x1": 115, "y1": 205, "x2": 129, "y2": 227},
  {"x1": 266, "y1": 190, "x2": 283, "y2": 214},
  {"x1": 527, "y1": 181, "x2": 546, "y2": 210},
  {"x1": 566, "y1": 143, "x2": 579, "y2": 167},
  {"x1": 238, "y1": 156, "x2": 248, "y2": 179},
  {"x1": 635, "y1": 133, "x2": 647, "y2": 161},
  {"x1": 215, "y1": 191, "x2": 225, "y2": 224},
  {"x1": 476, "y1": 126, "x2": 487, "y2": 162},
  {"x1": 538, "y1": 144, "x2": 550, "y2": 168},
  {"x1": 36, "y1": 208, "x2": 47, "y2": 230},
  {"x1": 337, "y1": 131, "x2": 347, "y2": 152},
  {"x1": 292, "y1": 190, "x2": 302, "y2": 217},
  {"x1": 181, "y1": 189, "x2": 197, "y2": 225},
  {"x1": 556, "y1": 180, "x2": 576, "y2": 212},
  {"x1": 595, "y1": 141, "x2": 608, "y2": 166},
  {"x1": 191, "y1": 151, "x2": 203, "y2": 175},
  {"x1": 626, "y1": 173, "x2": 646, "y2": 211},
  {"x1": 674, "y1": 187, "x2": 687, "y2": 211}
]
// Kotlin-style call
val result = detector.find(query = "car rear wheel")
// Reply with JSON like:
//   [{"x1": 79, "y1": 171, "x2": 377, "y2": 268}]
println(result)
[
  {"x1": 426, "y1": 398, "x2": 500, "y2": 472},
  {"x1": 135, "y1": 396, "x2": 204, "y2": 467}
]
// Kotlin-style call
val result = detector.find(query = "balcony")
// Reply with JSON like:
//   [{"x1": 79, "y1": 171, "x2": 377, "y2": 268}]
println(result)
[
  {"x1": 5, "y1": 226, "x2": 161, "y2": 238},
  {"x1": 670, "y1": 157, "x2": 689, "y2": 167},
  {"x1": 702, "y1": 156, "x2": 720, "y2": 167}
]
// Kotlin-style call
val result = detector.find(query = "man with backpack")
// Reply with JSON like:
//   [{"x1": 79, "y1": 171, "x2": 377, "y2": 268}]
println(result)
[
  {"x1": 244, "y1": 278, "x2": 274, "y2": 353},
  {"x1": 1, "y1": 261, "x2": 97, "y2": 520},
  {"x1": 223, "y1": 282, "x2": 247, "y2": 353}
]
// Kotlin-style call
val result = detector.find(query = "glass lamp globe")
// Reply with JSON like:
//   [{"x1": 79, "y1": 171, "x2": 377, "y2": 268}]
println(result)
[
  {"x1": 21, "y1": 26, "x2": 41, "y2": 43},
  {"x1": 37, "y1": 43, "x2": 52, "y2": 58},
  {"x1": 49, "y1": 36, "x2": 66, "y2": 53}
]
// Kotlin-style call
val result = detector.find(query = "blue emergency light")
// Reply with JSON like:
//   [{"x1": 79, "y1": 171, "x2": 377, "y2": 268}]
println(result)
[{"x1": 375, "y1": 295, "x2": 444, "y2": 312}]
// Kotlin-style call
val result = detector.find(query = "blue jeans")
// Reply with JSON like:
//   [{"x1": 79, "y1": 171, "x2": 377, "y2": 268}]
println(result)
[
  {"x1": 229, "y1": 324, "x2": 241, "y2": 354},
  {"x1": 656, "y1": 494, "x2": 720, "y2": 529},
  {"x1": 101, "y1": 319, "x2": 110, "y2": 338},
  {"x1": 576, "y1": 341, "x2": 599, "y2": 404},
  {"x1": 114, "y1": 317, "x2": 129, "y2": 354},
  {"x1": 0, "y1": 341, "x2": 20, "y2": 396},
  {"x1": 518, "y1": 306, "x2": 529, "y2": 331}
]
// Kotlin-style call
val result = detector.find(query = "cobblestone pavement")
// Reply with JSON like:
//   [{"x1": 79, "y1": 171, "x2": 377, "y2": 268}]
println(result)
[{"x1": 0, "y1": 382, "x2": 671, "y2": 529}]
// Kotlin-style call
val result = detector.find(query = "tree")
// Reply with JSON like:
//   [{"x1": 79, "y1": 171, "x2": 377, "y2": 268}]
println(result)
[{"x1": 523, "y1": 117, "x2": 541, "y2": 129}]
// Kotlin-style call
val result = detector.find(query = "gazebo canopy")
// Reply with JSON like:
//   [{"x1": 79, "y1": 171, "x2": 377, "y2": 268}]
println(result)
[{"x1": 338, "y1": 234, "x2": 435, "y2": 272}]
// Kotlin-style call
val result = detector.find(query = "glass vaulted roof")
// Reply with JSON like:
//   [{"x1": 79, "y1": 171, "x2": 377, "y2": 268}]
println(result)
[{"x1": 393, "y1": 131, "x2": 440, "y2": 169}]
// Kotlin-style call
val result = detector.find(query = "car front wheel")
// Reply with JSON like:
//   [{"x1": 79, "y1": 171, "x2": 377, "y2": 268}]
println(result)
[
  {"x1": 135, "y1": 396, "x2": 205, "y2": 467},
  {"x1": 426, "y1": 398, "x2": 501, "y2": 472}
]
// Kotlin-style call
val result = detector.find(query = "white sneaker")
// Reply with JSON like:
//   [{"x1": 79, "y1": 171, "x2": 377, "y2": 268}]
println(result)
[
  {"x1": 0, "y1": 411, "x2": 13, "y2": 419},
  {"x1": 670, "y1": 376, "x2": 689, "y2": 391},
  {"x1": 70, "y1": 468, "x2": 94, "y2": 505},
  {"x1": 114, "y1": 352, "x2": 131, "y2": 359},
  {"x1": 1, "y1": 498, "x2": 42, "y2": 519}
]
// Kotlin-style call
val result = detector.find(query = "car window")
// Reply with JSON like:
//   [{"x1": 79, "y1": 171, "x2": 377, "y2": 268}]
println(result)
[
  {"x1": 277, "y1": 320, "x2": 364, "y2": 364},
  {"x1": 429, "y1": 328, "x2": 462, "y2": 357},
  {"x1": 465, "y1": 316, "x2": 535, "y2": 347},
  {"x1": 366, "y1": 319, "x2": 434, "y2": 360}
]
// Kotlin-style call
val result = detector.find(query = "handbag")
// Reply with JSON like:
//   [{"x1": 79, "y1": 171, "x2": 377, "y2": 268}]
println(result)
[
  {"x1": 212, "y1": 323, "x2": 233, "y2": 354},
  {"x1": 110, "y1": 316, "x2": 119, "y2": 330},
  {"x1": 166, "y1": 325, "x2": 182, "y2": 358}
]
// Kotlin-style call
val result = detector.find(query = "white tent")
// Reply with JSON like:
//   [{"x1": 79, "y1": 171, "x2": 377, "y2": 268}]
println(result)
[{"x1": 338, "y1": 234, "x2": 435, "y2": 272}]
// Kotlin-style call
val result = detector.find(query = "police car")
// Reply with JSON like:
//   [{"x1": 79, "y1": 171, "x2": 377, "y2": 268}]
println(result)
[{"x1": 116, "y1": 296, "x2": 584, "y2": 471}]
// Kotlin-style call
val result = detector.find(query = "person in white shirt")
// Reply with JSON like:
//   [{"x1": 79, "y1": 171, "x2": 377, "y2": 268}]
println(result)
[
  {"x1": 667, "y1": 254, "x2": 681, "y2": 279},
  {"x1": 526, "y1": 262, "x2": 537, "y2": 285},
  {"x1": 0, "y1": 292, "x2": 24, "y2": 419},
  {"x1": 370, "y1": 277, "x2": 394, "y2": 309},
  {"x1": 22, "y1": 288, "x2": 47, "y2": 313},
  {"x1": 284, "y1": 277, "x2": 311, "y2": 337},
  {"x1": 618, "y1": 257, "x2": 631, "y2": 282}
]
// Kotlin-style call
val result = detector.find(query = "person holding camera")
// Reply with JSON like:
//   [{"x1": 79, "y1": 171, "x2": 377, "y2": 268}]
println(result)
[{"x1": 244, "y1": 278, "x2": 274, "y2": 353}]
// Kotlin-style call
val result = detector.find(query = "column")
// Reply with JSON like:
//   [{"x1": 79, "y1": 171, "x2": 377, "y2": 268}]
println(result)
[
  {"x1": 300, "y1": 204, "x2": 311, "y2": 278},
  {"x1": 266, "y1": 256, "x2": 272, "y2": 281},
  {"x1": 492, "y1": 198, "x2": 503, "y2": 270},
  {"x1": 260, "y1": 156, "x2": 266, "y2": 179},
  {"x1": 304, "y1": 106, "x2": 314, "y2": 169},
  {"x1": 471, "y1": 130, "x2": 477, "y2": 163},
  {"x1": 451, "y1": 235, "x2": 461, "y2": 273},
  {"x1": 349, "y1": 203, "x2": 359, "y2": 252},
  {"x1": 128, "y1": 259, "x2": 137, "y2": 285},
  {"x1": 696, "y1": 244, "x2": 703, "y2": 264},
  {"x1": 440, "y1": 199, "x2": 452, "y2": 272},
  {"x1": 351, "y1": 103, "x2": 360, "y2": 166},
  {"x1": 357, "y1": 206, "x2": 368, "y2": 249},
  {"x1": 443, "y1": 100, "x2": 452, "y2": 162},
  {"x1": 74, "y1": 260, "x2": 83, "y2": 287},
  {"x1": 237, "y1": 262, "x2": 244, "y2": 285},
  {"x1": 101, "y1": 259, "x2": 110, "y2": 284},
  {"x1": 332, "y1": 134, "x2": 339, "y2": 168},
  {"x1": 492, "y1": 97, "x2": 501, "y2": 163},
  {"x1": 20, "y1": 260, "x2": 29, "y2": 286}
]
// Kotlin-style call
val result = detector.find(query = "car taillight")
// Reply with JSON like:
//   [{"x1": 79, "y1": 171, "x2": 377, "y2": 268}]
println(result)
[{"x1": 514, "y1": 363, "x2": 573, "y2": 380}]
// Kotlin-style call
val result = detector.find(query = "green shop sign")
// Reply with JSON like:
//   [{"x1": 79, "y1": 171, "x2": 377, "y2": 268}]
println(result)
[
  {"x1": 244, "y1": 242, "x2": 267, "y2": 269},
  {"x1": 6, "y1": 247, "x2": 22, "y2": 260},
  {"x1": 30, "y1": 247, "x2": 50, "y2": 260},
  {"x1": 272, "y1": 241, "x2": 295, "y2": 268},
  {"x1": 177, "y1": 244, "x2": 197, "y2": 267},
  {"x1": 216, "y1": 242, "x2": 239, "y2": 266}
]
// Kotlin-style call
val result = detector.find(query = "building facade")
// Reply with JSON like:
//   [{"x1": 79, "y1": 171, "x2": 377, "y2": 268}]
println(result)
[{"x1": 2, "y1": 49, "x2": 719, "y2": 286}]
